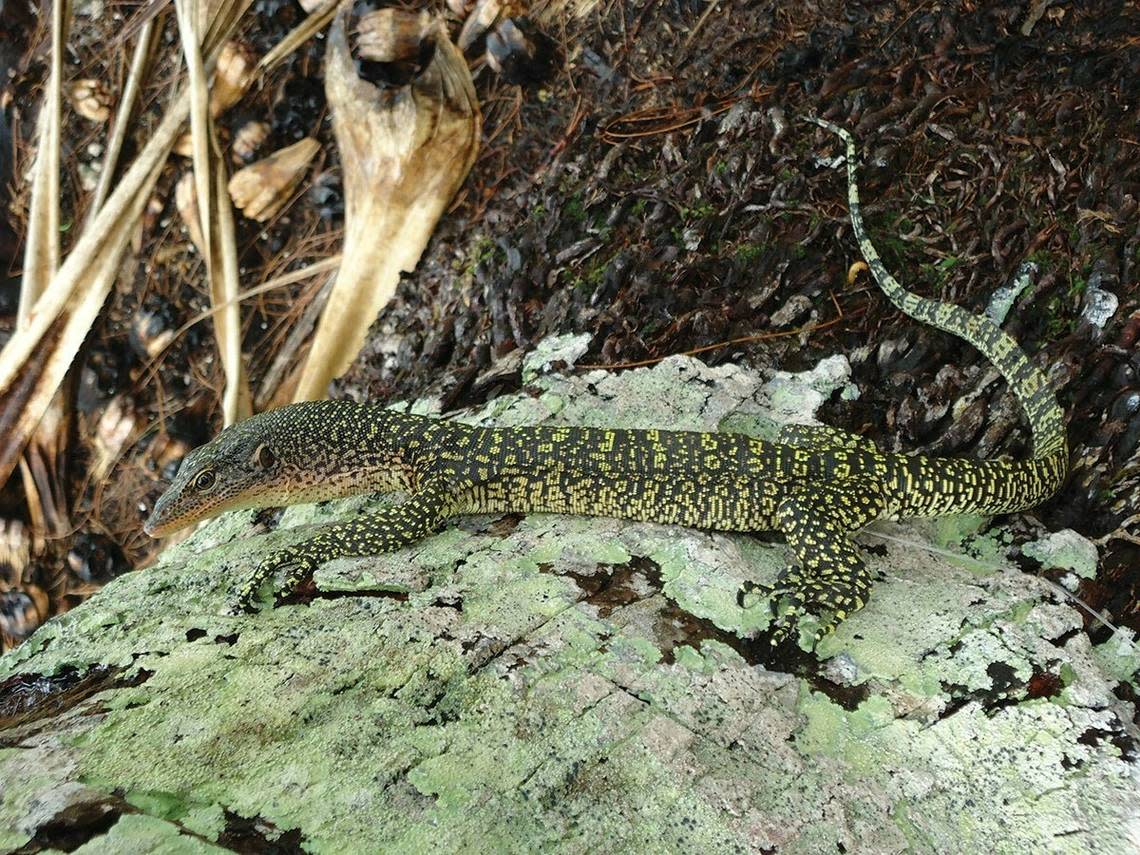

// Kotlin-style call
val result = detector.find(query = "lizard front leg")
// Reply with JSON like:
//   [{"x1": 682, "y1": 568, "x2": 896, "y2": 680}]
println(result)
[{"x1": 230, "y1": 475, "x2": 464, "y2": 611}]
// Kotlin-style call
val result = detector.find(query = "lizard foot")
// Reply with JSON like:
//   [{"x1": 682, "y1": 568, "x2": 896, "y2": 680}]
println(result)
[
  {"x1": 765, "y1": 572, "x2": 872, "y2": 647},
  {"x1": 228, "y1": 547, "x2": 320, "y2": 613},
  {"x1": 737, "y1": 579, "x2": 823, "y2": 647}
]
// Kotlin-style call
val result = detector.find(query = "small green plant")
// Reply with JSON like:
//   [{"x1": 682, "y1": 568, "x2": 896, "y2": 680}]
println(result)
[
  {"x1": 473, "y1": 236, "x2": 496, "y2": 263},
  {"x1": 735, "y1": 243, "x2": 767, "y2": 263},
  {"x1": 919, "y1": 255, "x2": 960, "y2": 285},
  {"x1": 585, "y1": 259, "x2": 608, "y2": 287},
  {"x1": 565, "y1": 194, "x2": 587, "y2": 223},
  {"x1": 462, "y1": 235, "x2": 499, "y2": 276},
  {"x1": 1066, "y1": 275, "x2": 1087, "y2": 301},
  {"x1": 1044, "y1": 295, "x2": 1067, "y2": 338},
  {"x1": 680, "y1": 202, "x2": 715, "y2": 221}
]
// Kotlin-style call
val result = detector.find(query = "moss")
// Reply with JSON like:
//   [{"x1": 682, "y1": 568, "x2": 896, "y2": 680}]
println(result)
[
  {"x1": 581, "y1": 254, "x2": 610, "y2": 288},
  {"x1": 868, "y1": 212, "x2": 916, "y2": 268},
  {"x1": 1090, "y1": 631, "x2": 1140, "y2": 686},
  {"x1": 73, "y1": 814, "x2": 228, "y2": 854},
  {"x1": 1066, "y1": 274, "x2": 1088, "y2": 301},
  {"x1": 795, "y1": 688, "x2": 899, "y2": 773},
  {"x1": 680, "y1": 202, "x2": 715, "y2": 221},
  {"x1": 733, "y1": 242, "x2": 767, "y2": 264},
  {"x1": 460, "y1": 234, "x2": 500, "y2": 277},
  {"x1": 565, "y1": 194, "x2": 587, "y2": 223},
  {"x1": 919, "y1": 255, "x2": 961, "y2": 289},
  {"x1": 1022, "y1": 529, "x2": 1099, "y2": 578}
]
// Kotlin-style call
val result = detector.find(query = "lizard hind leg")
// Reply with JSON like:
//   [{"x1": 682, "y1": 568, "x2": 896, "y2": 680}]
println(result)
[{"x1": 767, "y1": 479, "x2": 885, "y2": 646}]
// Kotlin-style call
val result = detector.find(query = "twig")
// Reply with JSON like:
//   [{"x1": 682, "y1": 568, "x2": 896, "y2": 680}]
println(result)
[
  {"x1": 679, "y1": 0, "x2": 722, "y2": 61},
  {"x1": 18, "y1": 0, "x2": 68, "y2": 322},
  {"x1": 137, "y1": 256, "x2": 343, "y2": 387},
  {"x1": 86, "y1": 16, "x2": 160, "y2": 226},
  {"x1": 864, "y1": 529, "x2": 1135, "y2": 647},
  {"x1": 878, "y1": 0, "x2": 932, "y2": 51},
  {"x1": 600, "y1": 98, "x2": 738, "y2": 144}
]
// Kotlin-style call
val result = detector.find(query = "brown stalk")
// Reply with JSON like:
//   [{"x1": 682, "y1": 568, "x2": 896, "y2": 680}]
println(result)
[
  {"x1": 0, "y1": 0, "x2": 258, "y2": 491},
  {"x1": 18, "y1": 0, "x2": 71, "y2": 545},
  {"x1": 85, "y1": 16, "x2": 162, "y2": 227},
  {"x1": 0, "y1": 153, "x2": 166, "y2": 491},
  {"x1": 20, "y1": 0, "x2": 68, "y2": 321},
  {"x1": 177, "y1": 0, "x2": 253, "y2": 423}
]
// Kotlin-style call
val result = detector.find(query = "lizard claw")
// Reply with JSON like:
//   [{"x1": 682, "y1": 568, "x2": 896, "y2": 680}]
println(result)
[
  {"x1": 770, "y1": 585, "x2": 869, "y2": 648},
  {"x1": 764, "y1": 568, "x2": 871, "y2": 648},
  {"x1": 768, "y1": 602, "x2": 838, "y2": 649},
  {"x1": 230, "y1": 548, "x2": 320, "y2": 612},
  {"x1": 767, "y1": 593, "x2": 809, "y2": 647},
  {"x1": 739, "y1": 579, "x2": 813, "y2": 647}
]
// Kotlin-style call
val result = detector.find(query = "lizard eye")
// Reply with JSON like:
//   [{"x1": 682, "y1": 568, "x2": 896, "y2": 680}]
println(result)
[
  {"x1": 254, "y1": 443, "x2": 277, "y2": 469},
  {"x1": 193, "y1": 470, "x2": 217, "y2": 491}
]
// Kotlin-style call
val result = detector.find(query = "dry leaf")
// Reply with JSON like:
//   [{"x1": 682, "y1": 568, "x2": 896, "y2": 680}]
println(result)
[
  {"x1": 231, "y1": 119, "x2": 270, "y2": 164},
  {"x1": 175, "y1": 171, "x2": 206, "y2": 252},
  {"x1": 227, "y1": 137, "x2": 320, "y2": 222},
  {"x1": 457, "y1": 0, "x2": 525, "y2": 52},
  {"x1": 356, "y1": 8, "x2": 433, "y2": 64},
  {"x1": 484, "y1": 16, "x2": 559, "y2": 84},
  {"x1": 68, "y1": 79, "x2": 112, "y2": 122},
  {"x1": 293, "y1": 7, "x2": 480, "y2": 401},
  {"x1": 210, "y1": 40, "x2": 257, "y2": 116}
]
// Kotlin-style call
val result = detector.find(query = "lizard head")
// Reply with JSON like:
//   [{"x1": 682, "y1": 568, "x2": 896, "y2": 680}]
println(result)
[
  {"x1": 143, "y1": 409, "x2": 310, "y2": 537},
  {"x1": 144, "y1": 401, "x2": 424, "y2": 537}
]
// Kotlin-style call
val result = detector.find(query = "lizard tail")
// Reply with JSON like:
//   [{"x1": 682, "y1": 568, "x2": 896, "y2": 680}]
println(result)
[{"x1": 806, "y1": 117, "x2": 1067, "y2": 494}]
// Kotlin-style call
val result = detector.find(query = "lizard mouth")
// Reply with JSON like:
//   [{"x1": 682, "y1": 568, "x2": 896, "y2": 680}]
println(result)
[
  {"x1": 143, "y1": 492, "x2": 204, "y2": 538},
  {"x1": 143, "y1": 505, "x2": 180, "y2": 538},
  {"x1": 142, "y1": 516, "x2": 173, "y2": 537}
]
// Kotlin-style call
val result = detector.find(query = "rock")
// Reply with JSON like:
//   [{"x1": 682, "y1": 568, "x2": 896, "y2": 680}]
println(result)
[{"x1": 1, "y1": 341, "x2": 1137, "y2": 852}]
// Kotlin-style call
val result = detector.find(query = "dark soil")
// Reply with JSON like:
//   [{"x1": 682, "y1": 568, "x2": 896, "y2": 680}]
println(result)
[{"x1": 0, "y1": 0, "x2": 1137, "y2": 645}]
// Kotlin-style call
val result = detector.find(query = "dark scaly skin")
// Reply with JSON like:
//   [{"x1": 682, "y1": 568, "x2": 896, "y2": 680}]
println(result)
[{"x1": 145, "y1": 120, "x2": 1068, "y2": 643}]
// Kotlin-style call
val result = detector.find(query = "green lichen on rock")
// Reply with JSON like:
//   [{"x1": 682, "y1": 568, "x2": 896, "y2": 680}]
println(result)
[
  {"x1": 2, "y1": 336, "x2": 1137, "y2": 853},
  {"x1": 1022, "y1": 527, "x2": 1100, "y2": 579},
  {"x1": 73, "y1": 814, "x2": 229, "y2": 854}
]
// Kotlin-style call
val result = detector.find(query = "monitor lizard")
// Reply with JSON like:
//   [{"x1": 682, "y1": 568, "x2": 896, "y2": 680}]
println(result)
[{"x1": 145, "y1": 119, "x2": 1068, "y2": 644}]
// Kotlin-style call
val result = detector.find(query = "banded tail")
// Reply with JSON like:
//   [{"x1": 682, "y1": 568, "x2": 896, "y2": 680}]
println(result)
[{"x1": 807, "y1": 117, "x2": 1067, "y2": 503}]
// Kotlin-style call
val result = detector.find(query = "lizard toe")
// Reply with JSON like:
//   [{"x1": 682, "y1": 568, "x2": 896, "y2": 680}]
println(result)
[{"x1": 230, "y1": 548, "x2": 320, "y2": 611}]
